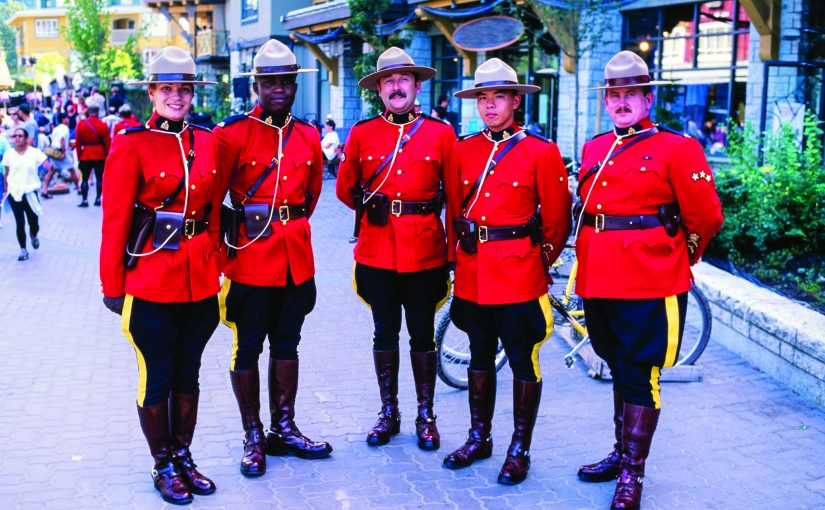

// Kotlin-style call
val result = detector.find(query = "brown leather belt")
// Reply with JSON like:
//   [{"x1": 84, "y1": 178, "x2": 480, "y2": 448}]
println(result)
[
  {"x1": 136, "y1": 203, "x2": 209, "y2": 235},
  {"x1": 582, "y1": 212, "x2": 663, "y2": 231},
  {"x1": 478, "y1": 223, "x2": 531, "y2": 243},
  {"x1": 390, "y1": 199, "x2": 438, "y2": 216}
]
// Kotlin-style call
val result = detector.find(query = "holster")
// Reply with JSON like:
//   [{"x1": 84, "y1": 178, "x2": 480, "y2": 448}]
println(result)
[
  {"x1": 350, "y1": 186, "x2": 365, "y2": 237},
  {"x1": 365, "y1": 192, "x2": 390, "y2": 226},
  {"x1": 527, "y1": 212, "x2": 542, "y2": 245},
  {"x1": 657, "y1": 202, "x2": 682, "y2": 237},
  {"x1": 124, "y1": 205, "x2": 155, "y2": 268},
  {"x1": 453, "y1": 217, "x2": 478, "y2": 254},
  {"x1": 153, "y1": 210, "x2": 183, "y2": 250},
  {"x1": 243, "y1": 202, "x2": 272, "y2": 238},
  {"x1": 221, "y1": 203, "x2": 242, "y2": 258},
  {"x1": 434, "y1": 189, "x2": 446, "y2": 216}
]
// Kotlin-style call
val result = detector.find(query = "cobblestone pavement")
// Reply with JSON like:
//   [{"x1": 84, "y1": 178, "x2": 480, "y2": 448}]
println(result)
[{"x1": 1, "y1": 183, "x2": 824, "y2": 509}]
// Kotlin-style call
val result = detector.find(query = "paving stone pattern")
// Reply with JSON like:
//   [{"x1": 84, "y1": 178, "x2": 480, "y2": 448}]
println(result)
[{"x1": 1, "y1": 185, "x2": 824, "y2": 509}]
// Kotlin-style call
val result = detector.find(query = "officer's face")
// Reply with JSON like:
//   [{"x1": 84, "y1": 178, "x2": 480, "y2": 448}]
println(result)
[
  {"x1": 605, "y1": 87, "x2": 653, "y2": 128},
  {"x1": 148, "y1": 83, "x2": 194, "y2": 122},
  {"x1": 475, "y1": 90, "x2": 521, "y2": 132},
  {"x1": 254, "y1": 75, "x2": 298, "y2": 117},
  {"x1": 377, "y1": 73, "x2": 421, "y2": 114}
]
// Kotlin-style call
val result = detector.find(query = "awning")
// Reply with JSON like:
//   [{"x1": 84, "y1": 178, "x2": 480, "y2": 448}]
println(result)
[
  {"x1": 417, "y1": 0, "x2": 504, "y2": 19},
  {"x1": 377, "y1": 11, "x2": 417, "y2": 36},
  {"x1": 291, "y1": 26, "x2": 344, "y2": 45}
]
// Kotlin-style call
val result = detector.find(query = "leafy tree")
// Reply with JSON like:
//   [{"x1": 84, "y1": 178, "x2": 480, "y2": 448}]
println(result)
[
  {"x1": 346, "y1": 0, "x2": 412, "y2": 116},
  {"x1": 0, "y1": 1, "x2": 26, "y2": 74},
  {"x1": 526, "y1": 0, "x2": 619, "y2": 163},
  {"x1": 33, "y1": 52, "x2": 65, "y2": 78}
]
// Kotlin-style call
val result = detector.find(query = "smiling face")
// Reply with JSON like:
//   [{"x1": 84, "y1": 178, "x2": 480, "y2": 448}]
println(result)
[
  {"x1": 148, "y1": 83, "x2": 194, "y2": 122},
  {"x1": 604, "y1": 86, "x2": 654, "y2": 128},
  {"x1": 377, "y1": 72, "x2": 420, "y2": 115},
  {"x1": 475, "y1": 89, "x2": 521, "y2": 132},
  {"x1": 253, "y1": 74, "x2": 297, "y2": 118}
]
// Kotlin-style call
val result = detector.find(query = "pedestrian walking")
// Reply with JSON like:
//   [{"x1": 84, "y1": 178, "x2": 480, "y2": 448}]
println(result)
[
  {"x1": 40, "y1": 113, "x2": 80, "y2": 196},
  {"x1": 336, "y1": 47, "x2": 455, "y2": 450},
  {"x1": 75, "y1": 104, "x2": 110, "y2": 207},
  {"x1": 98, "y1": 46, "x2": 222, "y2": 506},
  {"x1": 574, "y1": 51, "x2": 723, "y2": 510},
  {"x1": 1, "y1": 127, "x2": 53, "y2": 261},
  {"x1": 442, "y1": 58, "x2": 572, "y2": 484},
  {"x1": 320, "y1": 118, "x2": 340, "y2": 178},
  {"x1": 214, "y1": 38, "x2": 330, "y2": 478}
]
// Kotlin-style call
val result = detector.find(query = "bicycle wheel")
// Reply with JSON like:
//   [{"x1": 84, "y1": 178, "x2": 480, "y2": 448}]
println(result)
[
  {"x1": 435, "y1": 297, "x2": 508, "y2": 390},
  {"x1": 675, "y1": 284, "x2": 712, "y2": 366}
]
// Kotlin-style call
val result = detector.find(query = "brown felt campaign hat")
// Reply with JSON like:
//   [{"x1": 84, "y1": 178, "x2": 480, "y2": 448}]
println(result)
[
  {"x1": 453, "y1": 58, "x2": 540, "y2": 99},
  {"x1": 132, "y1": 46, "x2": 216, "y2": 85},
  {"x1": 587, "y1": 50, "x2": 671, "y2": 91},
  {"x1": 236, "y1": 39, "x2": 318, "y2": 77},
  {"x1": 358, "y1": 47, "x2": 437, "y2": 90}
]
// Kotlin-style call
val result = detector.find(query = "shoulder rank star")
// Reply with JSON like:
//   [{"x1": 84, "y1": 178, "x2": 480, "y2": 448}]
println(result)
[{"x1": 161, "y1": 120, "x2": 170, "y2": 130}]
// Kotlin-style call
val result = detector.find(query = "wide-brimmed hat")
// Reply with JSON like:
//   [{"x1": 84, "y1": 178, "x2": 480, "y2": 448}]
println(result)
[
  {"x1": 587, "y1": 50, "x2": 671, "y2": 91},
  {"x1": 132, "y1": 46, "x2": 216, "y2": 85},
  {"x1": 454, "y1": 58, "x2": 540, "y2": 99},
  {"x1": 358, "y1": 47, "x2": 436, "y2": 90},
  {"x1": 237, "y1": 39, "x2": 317, "y2": 77}
]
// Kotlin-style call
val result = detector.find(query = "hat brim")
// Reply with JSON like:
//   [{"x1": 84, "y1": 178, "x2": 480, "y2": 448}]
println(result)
[
  {"x1": 235, "y1": 68, "x2": 319, "y2": 77},
  {"x1": 454, "y1": 84, "x2": 540, "y2": 99},
  {"x1": 586, "y1": 80, "x2": 672, "y2": 91},
  {"x1": 130, "y1": 79, "x2": 217, "y2": 86},
  {"x1": 358, "y1": 66, "x2": 437, "y2": 90}
]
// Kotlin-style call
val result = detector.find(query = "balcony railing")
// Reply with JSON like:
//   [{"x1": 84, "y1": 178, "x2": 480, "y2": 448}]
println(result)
[
  {"x1": 196, "y1": 30, "x2": 228, "y2": 59},
  {"x1": 111, "y1": 28, "x2": 137, "y2": 45}
]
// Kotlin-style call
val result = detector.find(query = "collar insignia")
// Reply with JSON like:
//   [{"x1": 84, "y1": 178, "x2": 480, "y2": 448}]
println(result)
[
  {"x1": 628, "y1": 126, "x2": 636, "y2": 135},
  {"x1": 265, "y1": 116, "x2": 273, "y2": 125},
  {"x1": 160, "y1": 120, "x2": 170, "y2": 131}
]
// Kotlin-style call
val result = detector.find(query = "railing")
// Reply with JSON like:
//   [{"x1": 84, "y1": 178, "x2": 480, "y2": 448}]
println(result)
[
  {"x1": 196, "y1": 30, "x2": 228, "y2": 59},
  {"x1": 111, "y1": 28, "x2": 137, "y2": 45}
]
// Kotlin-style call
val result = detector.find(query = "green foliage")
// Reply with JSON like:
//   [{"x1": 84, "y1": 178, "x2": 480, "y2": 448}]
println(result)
[
  {"x1": 200, "y1": 74, "x2": 232, "y2": 122},
  {"x1": 653, "y1": 85, "x2": 682, "y2": 131},
  {"x1": 346, "y1": 0, "x2": 412, "y2": 116},
  {"x1": 97, "y1": 36, "x2": 143, "y2": 84},
  {"x1": 708, "y1": 111, "x2": 824, "y2": 310},
  {"x1": 0, "y1": 1, "x2": 25, "y2": 74}
]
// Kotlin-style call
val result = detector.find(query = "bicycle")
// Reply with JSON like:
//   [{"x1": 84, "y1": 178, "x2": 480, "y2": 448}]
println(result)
[{"x1": 435, "y1": 247, "x2": 713, "y2": 389}]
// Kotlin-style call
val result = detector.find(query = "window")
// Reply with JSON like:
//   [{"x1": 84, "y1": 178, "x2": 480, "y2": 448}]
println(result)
[
  {"x1": 34, "y1": 19, "x2": 59, "y2": 38},
  {"x1": 242, "y1": 0, "x2": 258, "y2": 24}
]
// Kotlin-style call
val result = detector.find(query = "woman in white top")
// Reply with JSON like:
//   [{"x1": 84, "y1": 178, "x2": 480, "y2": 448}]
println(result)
[{"x1": 2, "y1": 127, "x2": 53, "y2": 260}]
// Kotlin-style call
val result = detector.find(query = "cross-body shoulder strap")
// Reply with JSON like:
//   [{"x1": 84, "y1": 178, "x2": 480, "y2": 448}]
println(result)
[
  {"x1": 577, "y1": 127, "x2": 659, "y2": 196},
  {"x1": 461, "y1": 130, "x2": 527, "y2": 212},
  {"x1": 244, "y1": 121, "x2": 296, "y2": 200},
  {"x1": 159, "y1": 127, "x2": 196, "y2": 209},
  {"x1": 360, "y1": 115, "x2": 427, "y2": 191}
]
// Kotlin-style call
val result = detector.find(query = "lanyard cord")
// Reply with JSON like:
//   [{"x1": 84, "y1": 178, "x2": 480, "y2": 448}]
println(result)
[
  {"x1": 363, "y1": 124, "x2": 405, "y2": 205},
  {"x1": 464, "y1": 140, "x2": 501, "y2": 217},
  {"x1": 571, "y1": 135, "x2": 624, "y2": 246}
]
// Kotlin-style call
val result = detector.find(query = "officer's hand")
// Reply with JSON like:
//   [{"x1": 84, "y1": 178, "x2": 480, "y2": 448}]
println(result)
[{"x1": 103, "y1": 295, "x2": 125, "y2": 315}]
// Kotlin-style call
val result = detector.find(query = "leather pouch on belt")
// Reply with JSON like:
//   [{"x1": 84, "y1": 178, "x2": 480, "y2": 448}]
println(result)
[
  {"x1": 153, "y1": 210, "x2": 183, "y2": 250},
  {"x1": 221, "y1": 203, "x2": 243, "y2": 257},
  {"x1": 365, "y1": 192, "x2": 390, "y2": 226},
  {"x1": 244, "y1": 202, "x2": 272, "y2": 238},
  {"x1": 453, "y1": 217, "x2": 478, "y2": 254},
  {"x1": 657, "y1": 203, "x2": 682, "y2": 237},
  {"x1": 125, "y1": 206, "x2": 155, "y2": 268}
]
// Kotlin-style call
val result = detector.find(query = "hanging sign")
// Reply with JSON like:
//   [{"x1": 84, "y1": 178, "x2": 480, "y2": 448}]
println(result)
[{"x1": 452, "y1": 16, "x2": 524, "y2": 52}]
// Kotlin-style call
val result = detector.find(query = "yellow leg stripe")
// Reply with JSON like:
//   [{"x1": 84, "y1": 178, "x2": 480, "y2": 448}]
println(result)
[
  {"x1": 352, "y1": 261, "x2": 370, "y2": 309},
  {"x1": 530, "y1": 294, "x2": 556, "y2": 382},
  {"x1": 219, "y1": 278, "x2": 241, "y2": 371},
  {"x1": 436, "y1": 275, "x2": 452, "y2": 313},
  {"x1": 650, "y1": 366, "x2": 662, "y2": 410},
  {"x1": 121, "y1": 294, "x2": 148, "y2": 406},
  {"x1": 663, "y1": 295, "x2": 680, "y2": 368}
]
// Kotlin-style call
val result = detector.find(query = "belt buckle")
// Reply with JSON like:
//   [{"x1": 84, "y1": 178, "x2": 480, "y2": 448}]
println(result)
[
  {"x1": 595, "y1": 214, "x2": 605, "y2": 231},
  {"x1": 391, "y1": 200, "x2": 402, "y2": 217},
  {"x1": 184, "y1": 218, "x2": 196, "y2": 237},
  {"x1": 278, "y1": 205, "x2": 290, "y2": 222},
  {"x1": 479, "y1": 225, "x2": 488, "y2": 243}
]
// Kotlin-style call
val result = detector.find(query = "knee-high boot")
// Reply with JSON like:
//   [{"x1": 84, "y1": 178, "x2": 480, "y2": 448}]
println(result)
[
  {"x1": 230, "y1": 368, "x2": 267, "y2": 477},
  {"x1": 265, "y1": 359, "x2": 333, "y2": 459},
  {"x1": 410, "y1": 351, "x2": 440, "y2": 450},
  {"x1": 443, "y1": 368, "x2": 496, "y2": 469},
  {"x1": 611, "y1": 403, "x2": 660, "y2": 510},
  {"x1": 497, "y1": 378, "x2": 542, "y2": 485},
  {"x1": 366, "y1": 349, "x2": 401, "y2": 446},
  {"x1": 137, "y1": 402, "x2": 193, "y2": 505},
  {"x1": 579, "y1": 390, "x2": 624, "y2": 482},
  {"x1": 170, "y1": 393, "x2": 216, "y2": 495}
]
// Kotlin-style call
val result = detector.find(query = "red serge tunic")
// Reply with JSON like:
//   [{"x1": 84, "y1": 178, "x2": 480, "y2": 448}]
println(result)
[
  {"x1": 336, "y1": 112, "x2": 455, "y2": 272},
  {"x1": 214, "y1": 106, "x2": 323, "y2": 287},
  {"x1": 444, "y1": 127, "x2": 572, "y2": 305},
  {"x1": 575, "y1": 118, "x2": 724, "y2": 299},
  {"x1": 100, "y1": 114, "x2": 223, "y2": 303},
  {"x1": 76, "y1": 116, "x2": 111, "y2": 161}
]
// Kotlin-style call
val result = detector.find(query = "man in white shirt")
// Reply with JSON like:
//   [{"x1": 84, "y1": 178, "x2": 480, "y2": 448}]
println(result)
[{"x1": 320, "y1": 119, "x2": 340, "y2": 178}]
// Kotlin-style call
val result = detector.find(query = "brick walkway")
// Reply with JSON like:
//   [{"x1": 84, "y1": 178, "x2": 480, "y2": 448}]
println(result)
[{"x1": 1, "y1": 184, "x2": 824, "y2": 509}]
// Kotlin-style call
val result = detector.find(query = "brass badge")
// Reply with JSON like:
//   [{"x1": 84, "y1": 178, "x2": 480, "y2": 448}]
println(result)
[
  {"x1": 687, "y1": 232, "x2": 702, "y2": 254},
  {"x1": 502, "y1": 131, "x2": 511, "y2": 140},
  {"x1": 387, "y1": 113, "x2": 394, "y2": 123},
  {"x1": 265, "y1": 116, "x2": 273, "y2": 125},
  {"x1": 408, "y1": 113, "x2": 413, "y2": 122},
  {"x1": 628, "y1": 126, "x2": 636, "y2": 135},
  {"x1": 160, "y1": 120, "x2": 170, "y2": 131}
]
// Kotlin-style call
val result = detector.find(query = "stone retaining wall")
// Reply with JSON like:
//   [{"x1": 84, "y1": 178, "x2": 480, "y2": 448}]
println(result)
[{"x1": 693, "y1": 262, "x2": 825, "y2": 408}]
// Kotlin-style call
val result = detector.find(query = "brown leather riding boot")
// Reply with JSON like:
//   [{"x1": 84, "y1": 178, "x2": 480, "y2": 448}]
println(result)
[
  {"x1": 137, "y1": 402, "x2": 193, "y2": 505},
  {"x1": 411, "y1": 351, "x2": 440, "y2": 450},
  {"x1": 170, "y1": 393, "x2": 216, "y2": 495},
  {"x1": 230, "y1": 368, "x2": 267, "y2": 477},
  {"x1": 265, "y1": 359, "x2": 333, "y2": 459},
  {"x1": 611, "y1": 403, "x2": 660, "y2": 510},
  {"x1": 497, "y1": 378, "x2": 542, "y2": 485},
  {"x1": 366, "y1": 349, "x2": 401, "y2": 446},
  {"x1": 579, "y1": 390, "x2": 624, "y2": 482},
  {"x1": 443, "y1": 368, "x2": 496, "y2": 469}
]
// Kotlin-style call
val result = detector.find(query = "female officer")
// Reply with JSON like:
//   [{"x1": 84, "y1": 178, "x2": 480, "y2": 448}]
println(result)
[{"x1": 99, "y1": 47, "x2": 223, "y2": 505}]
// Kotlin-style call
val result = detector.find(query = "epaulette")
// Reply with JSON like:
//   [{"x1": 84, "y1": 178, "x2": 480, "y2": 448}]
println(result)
[
  {"x1": 353, "y1": 115, "x2": 380, "y2": 127},
  {"x1": 216, "y1": 114, "x2": 247, "y2": 128},
  {"x1": 457, "y1": 131, "x2": 483, "y2": 142},
  {"x1": 658, "y1": 125, "x2": 689, "y2": 137},
  {"x1": 189, "y1": 123, "x2": 212, "y2": 133},
  {"x1": 420, "y1": 113, "x2": 449, "y2": 125},
  {"x1": 525, "y1": 131, "x2": 550, "y2": 143},
  {"x1": 122, "y1": 126, "x2": 148, "y2": 135},
  {"x1": 590, "y1": 130, "x2": 612, "y2": 141}
]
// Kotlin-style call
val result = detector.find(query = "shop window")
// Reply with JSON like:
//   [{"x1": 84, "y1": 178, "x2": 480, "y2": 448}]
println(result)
[{"x1": 242, "y1": 0, "x2": 258, "y2": 24}]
